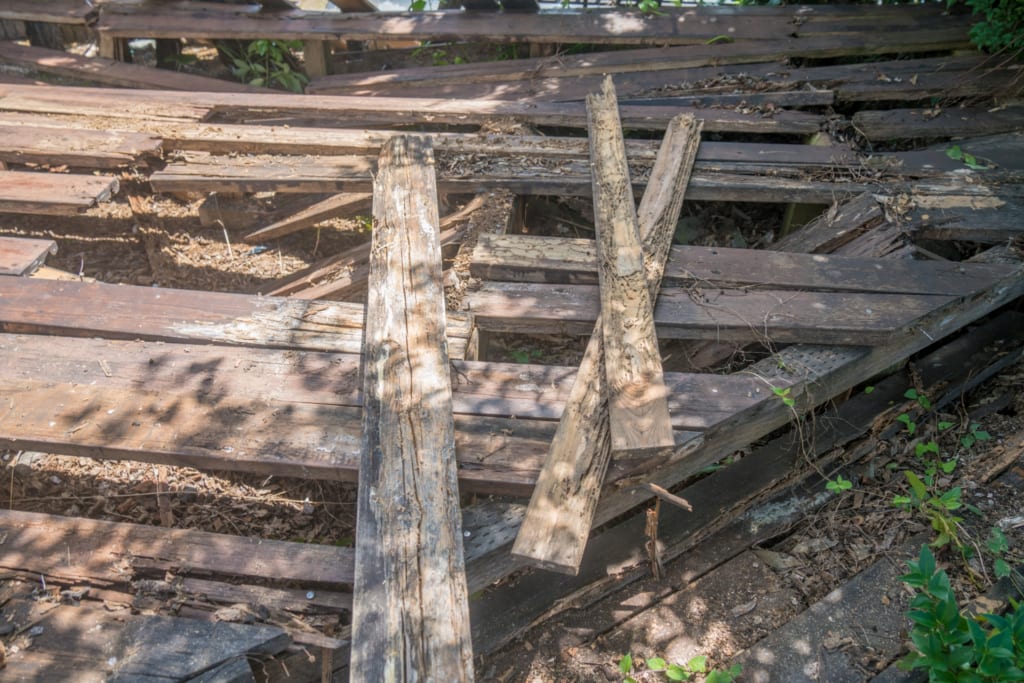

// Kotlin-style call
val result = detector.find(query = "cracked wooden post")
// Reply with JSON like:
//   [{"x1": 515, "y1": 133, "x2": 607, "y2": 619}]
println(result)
[
  {"x1": 350, "y1": 136, "x2": 474, "y2": 682},
  {"x1": 511, "y1": 82, "x2": 703, "y2": 573}
]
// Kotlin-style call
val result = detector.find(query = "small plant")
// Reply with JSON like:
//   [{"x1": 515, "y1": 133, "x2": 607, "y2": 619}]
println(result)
[
  {"x1": 773, "y1": 385, "x2": 795, "y2": 408},
  {"x1": 898, "y1": 545, "x2": 1024, "y2": 681},
  {"x1": 619, "y1": 653, "x2": 741, "y2": 682},
  {"x1": 897, "y1": 413, "x2": 918, "y2": 436},
  {"x1": 826, "y1": 475, "x2": 854, "y2": 494},
  {"x1": 892, "y1": 471, "x2": 965, "y2": 551},
  {"x1": 946, "y1": 145, "x2": 993, "y2": 171},
  {"x1": 961, "y1": 422, "x2": 992, "y2": 450},
  {"x1": 905, "y1": 388, "x2": 933, "y2": 411},
  {"x1": 223, "y1": 39, "x2": 308, "y2": 92},
  {"x1": 987, "y1": 527, "x2": 1012, "y2": 580}
]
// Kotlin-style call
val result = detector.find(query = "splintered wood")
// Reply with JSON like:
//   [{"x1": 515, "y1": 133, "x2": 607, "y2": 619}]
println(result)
[
  {"x1": 351, "y1": 136, "x2": 474, "y2": 682},
  {"x1": 588, "y1": 76, "x2": 674, "y2": 457},
  {"x1": 512, "y1": 93, "x2": 703, "y2": 572}
]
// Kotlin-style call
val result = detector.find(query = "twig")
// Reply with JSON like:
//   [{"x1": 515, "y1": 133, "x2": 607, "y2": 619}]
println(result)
[{"x1": 644, "y1": 482, "x2": 694, "y2": 512}]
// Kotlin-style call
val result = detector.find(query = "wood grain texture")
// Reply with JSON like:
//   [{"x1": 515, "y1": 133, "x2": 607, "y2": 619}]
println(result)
[
  {"x1": 243, "y1": 192, "x2": 372, "y2": 242},
  {"x1": 0, "y1": 236, "x2": 56, "y2": 276},
  {"x1": 0, "y1": 123, "x2": 162, "y2": 168},
  {"x1": 0, "y1": 276, "x2": 474, "y2": 359},
  {"x1": 511, "y1": 112, "x2": 702, "y2": 573},
  {"x1": 470, "y1": 234, "x2": 1014, "y2": 296},
  {"x1": 0, "y1": 170, "x2": 118, "y2": 215},
  {"x1": 351, "y1": 136, "x2": 474, "y2": 682},
  {"x1": 588, "y1": 77, "x2": 674, "y2": 455}
]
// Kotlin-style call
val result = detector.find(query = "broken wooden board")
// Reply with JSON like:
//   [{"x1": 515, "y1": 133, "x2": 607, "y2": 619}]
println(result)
[
  {"x1": 0, "y1": 42, "x2": 258, "y2": 93},
  {"x1": 1, "y1": 598, "x2": 288, "y2": 682},
  {"x1": 0, "y1": 276, "x2": 475, "y2": 359},
  {"x1": 909, "y1": 200, "x2": 1024, "y2": 244},
  {"x1": 0, "y1": 0, "x2": 95, "y2": 23},
  {"x1": 854, "y1": 104, "x2": 1024, "y2": 141},
  {"x1": 0, "y1": 235, "x2": 56, "y2": 275},
  {"x1": 587, "y1": 77, "x2": 674, "y2": 456},
  {"x1": 352, "y1": 136, "x2": 474, "y2": 682},
  {"x1": 468, "y1": 282, "x2": 955, "y2": 345},
  {"x1": 0, "y1": 170, "x2": 118, "y2": 215},
  {"x1": 244, "y1": 191, "x2": 372, "y2": 242},
  {"x1": 0, "y1": 123, "x2": 162, "y2": 168},
  {"x1": 512, "y1": 113, "x2": 702, "y2": 573},
  {"x1": 0, "y1": 83, "x2": 822, "y2": 134},
  {"x1": 470, "y1": 235, "x2": 1014, "y2": 296}
]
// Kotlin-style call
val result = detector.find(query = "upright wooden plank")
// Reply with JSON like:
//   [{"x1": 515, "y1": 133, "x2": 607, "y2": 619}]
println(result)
[
  {"x1": 351, "y1": 136, "x2": 474, "y2": 682},
  {"x1": 0, "y1": 236, "x2": 56, "y2": 275},
  {"x1": 512, "y1": 113, "x2": 702, "y2": 573},
  {"x1": 588, "y1": 77, "x2": 674, "y2": 456}
]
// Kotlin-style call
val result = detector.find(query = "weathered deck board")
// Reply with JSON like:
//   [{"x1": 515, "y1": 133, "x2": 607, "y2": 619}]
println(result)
[
  {"x1": 470, "y1": 235, "x2": 1014, "y2": 296},
  {"x1": 0, "y1": 123, "x2": 162, "y2": 168},
  {"x1": 469, "y1": 282, "x2": 954, "y2": 344},
  {"x1": 352, "y1": 136, "x2": 474, "y2": 682},
  {"x1": 0, "y1": 235, "x2": 56, "y2": 276},
  {"x1": 587, "y1": 78, "x2": 674, "y2": 457},
  {"x1": 0, "y1": 277, "x2": 475, "y2": 359},
  {"x1": 0, "y1": 42, "x2": 258, "y2": 93},
  {"x1": 0, "y1": 170, "x2": 119, "y2": 215},
  {"x1": 0, "y1": 83, "x2": 822, "y2": 134},
  {"x1": 854, "y1": 104, "x2": 1024, "y2": 141},
  {"x1": 0, "y1": 0, "x2": 94, "y2": 23},
  {"x1": 0, "y1": 507, "x2": 355, "y2": 587},
  {"x1": 513, "y1": 113, "x2": 702, "y2": 573}
]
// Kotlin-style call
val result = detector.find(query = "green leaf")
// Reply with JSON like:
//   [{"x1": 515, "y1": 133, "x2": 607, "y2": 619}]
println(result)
[
  {"x1": 665, "y1": 663, "x2": 689, "y2": 680},
  {"x1": 904, "y1": 388, "x2": 919, "y2": 400},
  {"x1": 947, "y1": 145, "x2": 964, "y2": 161},
  {"x1": 905, "y1": 471, "x2": 928, "y2": 500},
  {"x1": 687, "y1": 655, "x2": 707, "y2": 673},
  {"x1": 974, "y1": 429, "x2": 991, "y2": 442},
  {"x1": 994, "y1": 558, "x2": 1011, "y2": 579},
  {"x1": 646, "y1": 657, "x2": 667, "y2": 670},
  {"x1": 987, "y1": 527, "x2": 1009, "y2": 554},
  {"x1": 619, "y1": 653, "x2": 633, "y2": 674},
  {"x1": 915, "y1": 441, "x2": 940, "y2": 458},
  {"x1": 893, "y1": 495, "x2": 913, "y2": 507},
  {"x1": 937, "y1": 421, "x2": 955, "y2": 430},
  {"x1": 939, "y1": 459, "x2": 957, "y2": 474},
  {"x1": 863, "y1": 385, "x2": 875, "y2": 394},
  {"x1": 827, "y1": 476, "x2": 853, "y2": 493}
]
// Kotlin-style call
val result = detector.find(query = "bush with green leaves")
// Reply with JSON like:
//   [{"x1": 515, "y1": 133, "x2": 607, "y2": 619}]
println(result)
[
  {"x1": 618, "y1": 653, "x2": 741, "y2": 682},
  {"x1": 952, "y1": 0, "x2": 1024, "y2": 53},
  {"x1": 222, "y1": 39, "x2": 308, "y2": 92},
  {"x1": 899, "y1": 545, "x2": 1024, "y2": 681}
]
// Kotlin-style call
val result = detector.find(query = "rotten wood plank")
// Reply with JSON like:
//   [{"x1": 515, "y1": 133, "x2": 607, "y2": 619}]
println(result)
[
  {"x1": 0, "y1": 123, "x2": 162, "y2": 168},
  {"x1": 587, "y1": 77, "x2": 674, "y2": 456},
  {"x1": 468, "y1": 282, "x2": 955, "y2": 345},
  {"x1": 0, "y1": 42, "x2": 258, "y2": 93},
  {"x1": 0, "y1": 276, "x2": 475, "y2": 359},
  {"x1": 0, "y1": 170, "x2": 118, "y2": 215},
  {"x1": 470, "y1": 235, "x2": 1014, "y2": 296},
  {"x1": 0, "y1": 83, "x2": 823, "y2": 134},
  {"x1": 0, "y1": 0, "x2": 95, "y2": 24},
  {"x1": 854, "y1": 104, "x2": 1024, "y2": 141},
  {"x1": 0, "y1": 235, "x2": 56, "y2": 276},
  {"x1": 352, "y1": 136, "x2": 474, "y2": 682},
  {"x1": 512, "y1": 113, "x2": 702, "y2": 573}
]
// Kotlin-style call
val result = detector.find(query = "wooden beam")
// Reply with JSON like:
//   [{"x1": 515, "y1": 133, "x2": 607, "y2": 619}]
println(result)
[
  {"x1": 0, "y1": 170, "x2": 118, "y2": 215},
  {"x1": 0, "y1": 276, "x2": 476, "y2": 360},
  {"x1": 587, "y1": 77, "x2": 674, "y2": 456},
  {"x1": 470, "y1": 235, "x2": 1014, "y2": 296},
  {"x1": 351, "y1": 136, "x2": 474, "y2": 682},
  {"x1": 0, "y1": 123, "x2": 162, "y2": 168},
  {"x1": 0, "y1": 42, "x2": 258, "y2": 93},
  {"x1": 243, "y1": 192, "x2": 372, "y2": 242},
  {"x1": 0, "y1": 0, "x2": 95, "y2": 24},
  {"x1": 0, "y1": 236, "x2": 56, "y2": 276},
  {"x1": 853, "y1": 105, "x2": 1024, "y2": 141},
  {"x1": 468, "y1": 282, "x2": 955, "y2": 344},
  {"x1": 511, "y1": 112, "x2": 702, "y2": 573}
]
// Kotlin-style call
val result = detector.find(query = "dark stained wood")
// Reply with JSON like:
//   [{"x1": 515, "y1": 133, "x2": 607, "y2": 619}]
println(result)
[
  {"x1": 512, "y1": 114, "x2": 702, "y2": 573},
  {"x1": 0, "y1": 235, "x2": 56, "y2": 276},
  {"x1": 0, "y1": 42, "x2": 258, "y2": 93},
  {"x1": 0, "y1": 123, "x2": 162, "y2": 168},
  {"x1": 587, "y1": 77, "x2": 674, "y2": 456},
  {"x1": 468, "y1": 282, "x2": 955, "y2": 345},
  {"x1": 854, "y1": 105, "x2": 1024, "y2": 141},
  {"x1": 772, "y1": 192, "x2": 883, "y2": 254},
  {"x1": 0, "y1": 276, "x2": 475, "y2": 360},
  {"x1": 244, "y1": 192, "x2": 372, "y2": 242},
  {"x1": 0, "y1": 170, "x2": 119, "y2": 215},
  {"x1": 909, "y1": 201, "x2": 1024, "y2": 244},
  {"x1": 470, "y1": 235, "x2": 1014, "y2": 296},
  {"x1": 352, "y1": 136, "x2": 474, "y2": 682}
]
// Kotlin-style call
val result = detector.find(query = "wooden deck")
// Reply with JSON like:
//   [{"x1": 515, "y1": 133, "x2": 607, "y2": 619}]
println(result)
[{"x1": 0, "y1": 3, "x2": 1022, "y2": 680}]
